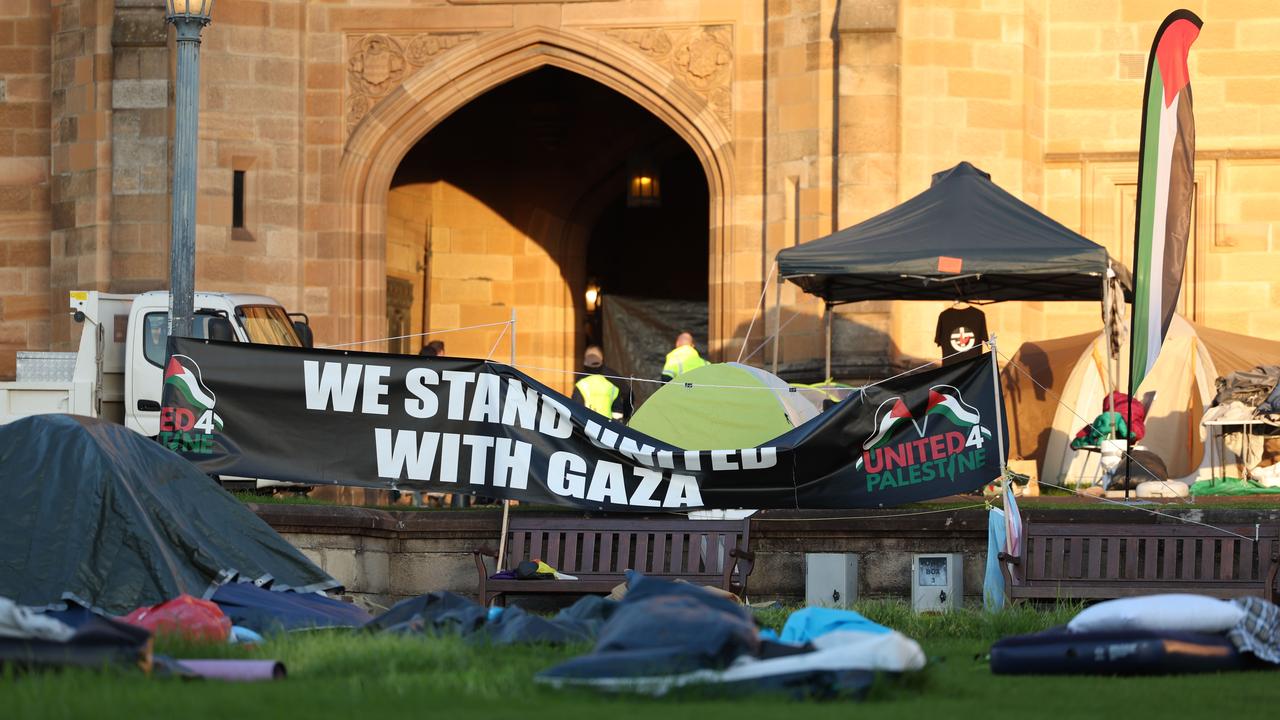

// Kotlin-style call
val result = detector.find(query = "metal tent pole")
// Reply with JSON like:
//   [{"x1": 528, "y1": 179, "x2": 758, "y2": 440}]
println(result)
[
  {"x1": 496, "y1": 308, "x2": 515, "y2": 576},
  {"x1": 989, "y1": 335, "x2": 1009, "y2": 490},
  {"x1": 824, "y1": 301, "x2": 833, "y2": 381},
  {"x1": 771, "y1": 267, "x2": 782, "y2": 374}
]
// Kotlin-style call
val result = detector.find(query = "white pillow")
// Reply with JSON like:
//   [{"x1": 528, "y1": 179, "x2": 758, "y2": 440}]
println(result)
[{"x1": 1068, "y1": 594, "x2": 1245, "y2": 634}]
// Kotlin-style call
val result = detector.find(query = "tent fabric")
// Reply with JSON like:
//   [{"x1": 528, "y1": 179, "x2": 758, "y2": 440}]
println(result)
[
  {"x1": 211, "y1": 582, "x2": 372, "y2": 634},
  {"x1": 776, "y1": 162, "x2": 1132, "y2": 304},
  {"x1": 538, "y1": 575, "x2": 914, "y2": 698},
  {"x1": 601, "y1": 295, "x2": 709, "y2": 408},
  {"x1": 1001, "y1": 317, "x2": 1280, "y2": 485},
  {"x1": 367, "y1": 591, "x2": 615, "y2": 646},
  {"x1": 628, "y1": 362, "x2": 819, "y2": 450},
  {"x1": 0, "y1": 414, "x2": 340, "y2": 615}
]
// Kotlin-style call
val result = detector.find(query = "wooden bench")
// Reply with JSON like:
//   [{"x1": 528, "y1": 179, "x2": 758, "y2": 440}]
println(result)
[
  {"x1": 474, "y1": 516, "x2": 754, "y2": 606},
  {"x1": 1000, "y1": 521, "x2": 1280, "y2": 603}
]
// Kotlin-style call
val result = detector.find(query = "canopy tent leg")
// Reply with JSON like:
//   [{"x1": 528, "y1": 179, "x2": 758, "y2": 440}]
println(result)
[
  {"x1": 824, "y1": 302, "x2": 833, "y2": 381},
  {"x1": 772, "y1": 266, "x2": 782, "y2": 374},
  {"x1": 496, "y1": 308, "x2": 515, "y2": 580},
  {"x1": 989, "y1": 335, "x2": 1008, "y2": 491}
]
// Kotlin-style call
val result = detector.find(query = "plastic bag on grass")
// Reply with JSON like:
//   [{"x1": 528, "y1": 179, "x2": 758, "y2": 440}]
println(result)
[{"x1": 122, "y1": 594, "x2": 231, "y2": 643}]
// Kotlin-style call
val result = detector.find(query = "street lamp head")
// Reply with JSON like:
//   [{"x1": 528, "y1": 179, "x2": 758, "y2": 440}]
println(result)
[{"x1": 166, "y1": 0, "x2": 214, "y2": 22}]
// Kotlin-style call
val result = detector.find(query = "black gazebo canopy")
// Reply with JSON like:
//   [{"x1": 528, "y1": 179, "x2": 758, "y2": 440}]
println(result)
[{"x1": 776, "y1": 162, "x2": 1132, "y2": 304}]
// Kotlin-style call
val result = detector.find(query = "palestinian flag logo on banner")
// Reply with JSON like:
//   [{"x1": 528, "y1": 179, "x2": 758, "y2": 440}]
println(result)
[
  {"x1": 926, "y1": 385, "x2": 986, "y2": 430},
  {"x1": 856, "y1": 385, "x2": 992, "y2": 470},
  {"x1": 163, "y1": 354, "x2": 223, "y2": 432}
]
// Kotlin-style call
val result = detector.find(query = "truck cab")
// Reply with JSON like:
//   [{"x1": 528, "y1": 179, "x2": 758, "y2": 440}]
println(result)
[
  {"x1": 1, "y1": 290, "x2": 312, "y2": 491},
  {"x1": 124, "y1": 291, "x2": 306, "y2": 436}
]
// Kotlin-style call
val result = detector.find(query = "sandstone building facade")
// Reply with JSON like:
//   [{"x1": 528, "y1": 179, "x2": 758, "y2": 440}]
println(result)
[{"x1": 1, "y1": 0, "x2": 1277, "y2": 391}]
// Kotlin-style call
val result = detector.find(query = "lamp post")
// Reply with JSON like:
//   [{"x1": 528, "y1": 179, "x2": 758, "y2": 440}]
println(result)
[{"x1": 165, "y1": 0, "x2": 213, "y2": 338}]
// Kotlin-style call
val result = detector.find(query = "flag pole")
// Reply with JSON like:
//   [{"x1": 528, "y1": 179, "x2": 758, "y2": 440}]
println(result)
[{"x1": 496, "y1": 308, "x2": 515, "y2": 576}]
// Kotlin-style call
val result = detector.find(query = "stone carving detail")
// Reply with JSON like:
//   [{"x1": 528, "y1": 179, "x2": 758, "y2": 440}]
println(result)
[
  {"x1": 348, "y1": 35, "x2": 406, "y2": 98},
  {"x1": 345, "y1": 32, "x2": 480, "y2": 134},
  {"x1": 596, "y1": 25, "x2": 734, "y2": 125}
]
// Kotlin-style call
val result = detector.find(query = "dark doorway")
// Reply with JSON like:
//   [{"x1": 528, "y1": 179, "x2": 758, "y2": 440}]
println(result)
[{"x1": 388, "y1": 66, "x2": 709, "y2": 377}]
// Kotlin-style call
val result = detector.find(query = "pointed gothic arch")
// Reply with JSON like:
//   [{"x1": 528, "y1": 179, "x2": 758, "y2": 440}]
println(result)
[{"x1": 336, "y1": 26, "x2": 734, "y2": 378}]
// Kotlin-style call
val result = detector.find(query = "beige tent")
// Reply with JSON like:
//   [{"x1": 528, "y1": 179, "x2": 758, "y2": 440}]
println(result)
[{"x1": 1002, "y1": 316, "x2": 1280, "y2": 486}]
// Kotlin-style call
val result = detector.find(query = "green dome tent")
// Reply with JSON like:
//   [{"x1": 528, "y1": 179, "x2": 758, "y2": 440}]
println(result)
[{"x1": 628, "y1": 362, "x2": 820, "y2": 450}]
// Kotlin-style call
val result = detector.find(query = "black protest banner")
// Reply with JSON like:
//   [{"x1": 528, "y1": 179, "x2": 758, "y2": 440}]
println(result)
[{"x1": 160, "y1": 338, "x2": 1006, "y2": 510}]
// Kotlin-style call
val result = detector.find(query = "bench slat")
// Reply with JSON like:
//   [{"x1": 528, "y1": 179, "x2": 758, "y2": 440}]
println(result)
[
  {"x1": 1124, "y1": 538, "x2": 1138, "y2": 579},
  {"x1": 1085, "y1": 537, "x2": 1102, "y2": 579},
  {"x1": 1201, "y1": 537, "x2": 1218, "y2": 581},
  {"x1": 1239, "y1": 538, "x2": 1254, "y2": 581},
  {"x1": 652, "y1": 532, "x2": 667, "y2": 574},
  {"x1": 1162, "y1": 538, "x2": 1177, "y2": 580},
  {"x1": 633, "y1": 532, "x2": 650, "y2": 574},
  {"x1": 600, "y1": 532, "x2": 615, "y2": 573},
  {"x1": 1142, "y1": 538, "x2": 1157, "y2": 580},
  {"x1": 508, "y1": 531, "x2": 526, "y2": 572},
  {"x1": 1028, "y1": 535, "x2": 1046, "y2": 580},
  {"x1": 687, "y1": 533, "x2": 701, "y2": 574},
  {"x1": 581, "y1": 532, "x2": 597, "y2": 573},
  {"x1": 1104, "y1": 537, "x2": 1120, "y2": 579},
  {"x1": 671, "y1": 533, "x2": 685, "y2": 574},
  {"x1": 1181, "y1": 538, "x2": 1197, "y2": 581},
  {"x1": 547, "y1": 532, "x2": 562, "y2": 569},
  {"x1": 1051, "y1": 536, "x2": 1066, "y2": 578},
  {"x1": 562, "y1": 532, "x2": 578, "y2": 573},
  {"x1": 617, "y1": 532, "x2": 632, "y2": 574},
  {"x1": 1067, "y1": 537, "x2": 1083, "y2": 579}
]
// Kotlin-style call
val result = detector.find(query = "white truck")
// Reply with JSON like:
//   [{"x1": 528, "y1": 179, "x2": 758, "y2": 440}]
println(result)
[{"x1": 0, "y1": 290, "x2": 314, "y2": 489}]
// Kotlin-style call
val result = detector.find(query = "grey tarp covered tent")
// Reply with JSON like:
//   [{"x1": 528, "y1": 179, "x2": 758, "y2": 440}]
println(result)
[
  {"x1": 776, "y1": 162, "x2": 1132, "y2": 304},
  {"x1": 0, "y1": 414, "x2": 339, "y2": 615},
  {"x1": 773, "y1": 162, "x2": 1131, "y2": 377}
]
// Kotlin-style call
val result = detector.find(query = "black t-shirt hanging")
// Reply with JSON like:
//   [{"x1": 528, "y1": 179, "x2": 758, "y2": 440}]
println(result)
[{"x1": 935, "y1": 306, "x2": 988, "y2": 365}]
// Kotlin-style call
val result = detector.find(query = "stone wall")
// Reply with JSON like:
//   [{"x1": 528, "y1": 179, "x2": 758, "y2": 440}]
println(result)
[
  {"x1": 0, "y1": 0, "x2": 51, "y2": 378},
  {"x1": 3, "y1": 0, "x2": 1279, "y2": 383},
  {"x1": 255, "y1": 503, "x2": 1280, "y2": 608}
]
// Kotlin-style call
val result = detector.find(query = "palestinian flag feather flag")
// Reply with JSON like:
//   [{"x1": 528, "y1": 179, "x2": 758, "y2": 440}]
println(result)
[{"x1": 1129, "y1": 10, "x2": 1202, "y2": 389}]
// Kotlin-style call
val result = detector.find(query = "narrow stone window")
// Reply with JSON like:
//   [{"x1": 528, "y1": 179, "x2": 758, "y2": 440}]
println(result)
[{"x1": 232, "y1": 170, "x2": 246, "y2": 229}]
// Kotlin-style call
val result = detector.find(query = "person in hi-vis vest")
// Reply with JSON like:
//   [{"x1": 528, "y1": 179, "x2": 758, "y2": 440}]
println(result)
[
  {"x1": 661, "y1": 331, "x2": 708, "y2": 382},
  {"x1": 571, "y1": 346, "x2": 632, "y2": 421}
]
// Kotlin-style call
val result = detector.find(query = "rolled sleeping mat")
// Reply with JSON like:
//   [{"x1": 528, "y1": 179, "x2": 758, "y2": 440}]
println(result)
[
  {"x1": 178, "y1": 659, "x2": 287, "y2": 681},
  {"x1": 990, "y1": 628, "x2": 1256, "y2": 676}
]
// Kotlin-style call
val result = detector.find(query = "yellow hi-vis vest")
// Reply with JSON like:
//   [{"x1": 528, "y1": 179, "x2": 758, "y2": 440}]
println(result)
[
  {"x1": 662, "y1": 344, "x2": 708, "y2": 380},
  {"x1": 575, "y1": 373, "x2": 620, "y2": 417}
]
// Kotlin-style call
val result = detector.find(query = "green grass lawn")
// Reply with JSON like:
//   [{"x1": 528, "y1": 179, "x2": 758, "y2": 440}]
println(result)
[{"x1": 4, "y1": 601, "x2": 1276, "y2": 719}]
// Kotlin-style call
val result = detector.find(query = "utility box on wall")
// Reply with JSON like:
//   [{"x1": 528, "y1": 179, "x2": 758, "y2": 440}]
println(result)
[
  {"x1": 805, "y1": 553, "x2": 859, "y2": 608},
  {"x1": 911, "y1": 553, "x2": 963, "y2": 612}
]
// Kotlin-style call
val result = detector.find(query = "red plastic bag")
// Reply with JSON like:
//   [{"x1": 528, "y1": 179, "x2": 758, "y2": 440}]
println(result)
[{"x1": 122, "y1": 594, "x2": 231, "y2": 642}]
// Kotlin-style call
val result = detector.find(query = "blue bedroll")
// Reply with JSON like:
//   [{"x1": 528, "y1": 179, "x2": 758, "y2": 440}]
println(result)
[{"x1": 212, "y1": 582, "x2": 371, "y2": 634}]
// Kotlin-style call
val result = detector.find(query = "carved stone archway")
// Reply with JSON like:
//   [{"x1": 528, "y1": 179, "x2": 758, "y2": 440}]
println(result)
[{"x1": 337, "y1": 26, "x2": 734, "y2": 377}]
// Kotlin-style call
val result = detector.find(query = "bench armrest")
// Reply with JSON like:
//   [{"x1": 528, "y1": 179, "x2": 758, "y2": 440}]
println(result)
[
  {"x1": 725, "y1": 547, "x2": 756, "y2": 598},
  {"x1": 473, "y1": 545, "x2": 498, "y2": 580},
  {"x1": 997, "y1": 551, "x2": 1023, "y2": 604}
]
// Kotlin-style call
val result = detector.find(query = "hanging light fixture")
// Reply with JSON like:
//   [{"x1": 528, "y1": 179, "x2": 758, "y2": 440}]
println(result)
[
  {"x1": 584, "y1": 280, "x2": 602, "y2": 312},
  {"x1": 626, "y1": 153, "x2": 660, "y2": 208}
]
